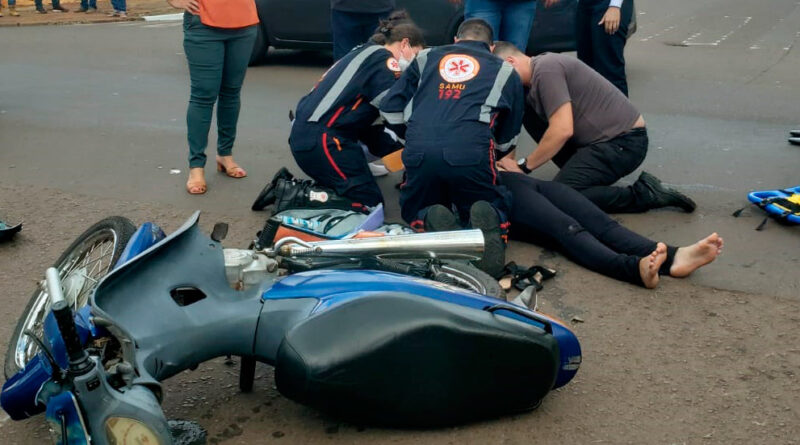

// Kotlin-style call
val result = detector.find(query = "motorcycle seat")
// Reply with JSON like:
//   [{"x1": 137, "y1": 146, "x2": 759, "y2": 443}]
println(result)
[{"x1": 275, "y1": 292, "x2": 559, "y2": 426}]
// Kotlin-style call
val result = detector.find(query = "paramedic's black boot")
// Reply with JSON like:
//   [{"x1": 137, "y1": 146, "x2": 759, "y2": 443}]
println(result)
[
  {"x1": 469, "y1": 201, "x2": 505, "y2": 279},
  {"x1": 252, "y1": 167, "x2": 294, "y2": 210},
  {"x1": 636, "y1": 171, "x2": 696, "y2": 213},
  {"x1": 789, "y1": 137, "x2": 800, "y2": 146},
  {"x1": 424, "y1": 205, "x2": 460, "y2": 232},
  {"x1": 790, "y1": 130, "x2": 800, "y2": 137}
]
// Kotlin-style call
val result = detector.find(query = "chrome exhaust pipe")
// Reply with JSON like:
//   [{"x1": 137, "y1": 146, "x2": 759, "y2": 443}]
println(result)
[{"x1": 279, "y1": 230, "x2": 484, "y2": 260}]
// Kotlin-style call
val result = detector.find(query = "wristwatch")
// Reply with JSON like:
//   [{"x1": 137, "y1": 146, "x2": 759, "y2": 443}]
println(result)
[{"x1": 517, "y1": 158, "x2": 533, "y2": 174}]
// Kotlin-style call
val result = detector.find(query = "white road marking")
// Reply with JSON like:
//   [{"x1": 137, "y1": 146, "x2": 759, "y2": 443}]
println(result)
[{"x1": 681, "y1": 16, "x2": 752, "y2": 47}]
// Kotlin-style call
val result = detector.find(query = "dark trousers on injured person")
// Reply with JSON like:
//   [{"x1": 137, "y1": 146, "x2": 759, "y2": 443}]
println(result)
[
  {"x1": 553, "y1": 127, "x2": 652, "y2": 213},
  {"x1": 183, "y1": 13, "x2": 257, "y2": 168},
  {"x1": 500, "y1": 172, "x2": 675, "y2": 287},
  {"x1": 290, "y1": 123, "x2": 383, "y2": 207}
]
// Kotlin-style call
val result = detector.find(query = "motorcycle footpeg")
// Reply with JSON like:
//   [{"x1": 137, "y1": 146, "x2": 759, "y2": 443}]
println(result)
[{"x1": 211, "y1": 223, "x2": 229, "y2": 242}]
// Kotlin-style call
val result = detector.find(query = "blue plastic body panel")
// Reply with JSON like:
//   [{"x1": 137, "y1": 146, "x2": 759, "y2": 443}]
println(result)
[
  {"x1": 748, "y1": 186, "x2": 800, "y2": 224},
  {"x1": 263, "y1": 269, "x2": 581, "y2": 387},
  {"x1": 0, "y1": 354, "x2": 53, "y2": 420},
  {"x1": 115, "y1": 222, "x2": 166, "y2": 268},
  {"x1": 45, "y1": 392, "x2": 90, "y2": 445}
]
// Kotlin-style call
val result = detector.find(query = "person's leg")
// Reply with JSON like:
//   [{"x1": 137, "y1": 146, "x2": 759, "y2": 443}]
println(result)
[
  {"x1": 499, "y1": 0, "x2": 537, "y2": 52},
  {"x1": 331, "y1": 10, "x2": 372, "y2": 61},
  {"x1": 183, "y1": 16, "x2": 225, "y2": 169},
  {"x1": 399, "y1": 150, "x2": 448, "y2": 228},
  {"x1": 588, "y1": 0, "x2": 633, "y2": 96},
  {"x1": 464, "y1": 0, "x2": 502, "y2": 41},
  {"x1": 292, "y1": 129, "x2": 384, "y2": 207},
  {"x1": 216, "y1": 25, "x2": 258, "y2": 167},
  {"x1": 553, "y1": 129, "x2": 650, "y2": 213},
  {"x1": 500, "y1": 172, "x2": 651, "y2": 286},
  {"x1": 532, "y1": 176, "x2": 677, "y2": 272},
  {"x1": 575, "y1": 0, "x2": 595, "y2": 67}
]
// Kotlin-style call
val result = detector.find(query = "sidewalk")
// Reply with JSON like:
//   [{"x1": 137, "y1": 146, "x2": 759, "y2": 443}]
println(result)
[{"x1": 0, "y1": 0, "x2": 174, "y2": 26}]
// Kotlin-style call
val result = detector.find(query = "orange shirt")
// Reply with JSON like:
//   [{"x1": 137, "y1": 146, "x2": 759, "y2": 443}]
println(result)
[{"x1": 199, "y1": 0, "x2": 259, "y2": 29}]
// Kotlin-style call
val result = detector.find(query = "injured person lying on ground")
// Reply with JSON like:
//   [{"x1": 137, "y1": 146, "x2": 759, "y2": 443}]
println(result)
[{"x1": 496, "y1": 171, "x2": 722, "y2": 288}]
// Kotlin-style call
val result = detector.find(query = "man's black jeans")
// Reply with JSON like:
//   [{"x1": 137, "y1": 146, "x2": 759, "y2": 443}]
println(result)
[{"x1": 553, "y1": 127, "x2": 651, "y2": 213}]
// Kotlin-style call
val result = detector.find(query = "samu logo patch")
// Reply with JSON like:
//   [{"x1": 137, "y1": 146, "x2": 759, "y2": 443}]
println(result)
[{"x1": 439, "y1": 54, "x2": 480, "y2": 83}]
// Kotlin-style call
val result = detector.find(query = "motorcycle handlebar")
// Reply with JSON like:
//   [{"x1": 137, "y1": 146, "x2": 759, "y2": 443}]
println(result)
[{"x1": 46, "y1": 268, "x2": 92, "y2": 376}]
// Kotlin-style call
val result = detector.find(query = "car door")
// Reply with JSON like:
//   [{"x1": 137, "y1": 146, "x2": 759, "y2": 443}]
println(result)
[{"x1": 260, "y1": 0, "x2": 332, "y2": 45}]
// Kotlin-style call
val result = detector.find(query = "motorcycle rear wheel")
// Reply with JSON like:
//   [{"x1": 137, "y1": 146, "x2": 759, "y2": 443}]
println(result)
[{"x1": 4, "y1": 216, "x2": 136, "y2": 379}]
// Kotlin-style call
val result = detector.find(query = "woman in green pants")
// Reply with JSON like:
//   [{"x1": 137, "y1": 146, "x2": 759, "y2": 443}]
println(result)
[{"x1": 168, "y1": 0, "x2": 259, "y2": 194}]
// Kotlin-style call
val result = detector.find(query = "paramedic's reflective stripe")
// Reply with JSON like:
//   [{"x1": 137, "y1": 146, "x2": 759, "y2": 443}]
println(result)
[
  {"x1": 381, "y1": 111, "x2": 405, "y2": 125},
  {"x1": 496, "y1": 135, "x2": 519, "y2": 152},
  {"x1": 309, "y1": 45, "x2": 383, "y2": 122},
  {"x1": 370, "y1": 88, "x2": 390, "y2": 108},
  {"x1": 400, "y1": 49, "x2": 430, "y2": 123},
  {"x1": 479, "y1": 62, "x2": 515, "y2": 124}
]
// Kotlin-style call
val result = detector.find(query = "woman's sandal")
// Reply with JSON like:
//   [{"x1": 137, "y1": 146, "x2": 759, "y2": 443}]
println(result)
[
  {"x1": 216, "y1": 159, "x2": 247, "y2": 178},
  {"x1": 186, "y1": 171, "x2": 207, "y2": 195}
]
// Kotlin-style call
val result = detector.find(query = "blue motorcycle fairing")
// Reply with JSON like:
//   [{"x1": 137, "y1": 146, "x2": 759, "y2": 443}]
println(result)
[
  {"x1": 114, "y1": 222, "x2": 166, "y2": 269},
  {"x1": 263, "y1": 269, "x2": 581, "y2": 387},
  {"x1": 0, "y1": 353, "x2": 53, "y2": 420},
  {"x1": 45, "y1": 392, "x2": 90, "y2": 445}
]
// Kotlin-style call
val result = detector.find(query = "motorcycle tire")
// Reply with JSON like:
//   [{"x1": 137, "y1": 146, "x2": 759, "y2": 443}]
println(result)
[{"x1": 4, "y1": 216, "x2": 136, "y2": 379}]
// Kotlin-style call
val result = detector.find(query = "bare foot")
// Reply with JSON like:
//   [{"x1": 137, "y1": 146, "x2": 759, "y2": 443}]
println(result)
[
  {"x1": 639, "y1": 242, "x2": 668, "y2": 289},
  {"x1": 670, "y1": 233, "x2": 724, "y2": 278}
]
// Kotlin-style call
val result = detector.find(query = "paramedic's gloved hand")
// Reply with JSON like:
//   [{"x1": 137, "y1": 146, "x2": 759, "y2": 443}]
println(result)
[{"x1": 497, "y1": 157, "x2": 524, "y2": 174}]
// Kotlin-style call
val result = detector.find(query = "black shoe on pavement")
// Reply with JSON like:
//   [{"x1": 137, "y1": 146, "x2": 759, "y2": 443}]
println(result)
[
  {"x1": 75, "y1": 6, "x2": 88, "y2": 12},
  {"x1": 636, "y1": 171, "x2": 696, "y2": 213},
  {"x1": 52, "y1": 5, "x2": 69, "y2": 12},
  {"x1": 36, "y1": 7, "x2": 47, "y2": 13},
  {"x1": 789, "y1": 137, "x2": 800, "y2": 146},
  {"x1": 469, "y1": 201, "x2": 505, "y2": 279},
  {"x1": 790, "y1": 130, "x2": 800, "y2": 137},
  {"x1": 423, "y1": 204, "x2": 460, "y2": 232}
]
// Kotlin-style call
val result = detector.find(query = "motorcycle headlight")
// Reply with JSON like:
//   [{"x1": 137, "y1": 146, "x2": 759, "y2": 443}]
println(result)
[{"x1": 105, "y1": 417, "x2": 161, "y2": 445}]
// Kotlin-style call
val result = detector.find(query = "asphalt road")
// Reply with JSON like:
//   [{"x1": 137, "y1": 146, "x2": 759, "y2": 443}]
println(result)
[{"x1": 1, "y1": 0, "x2": 799, "y2": 443}]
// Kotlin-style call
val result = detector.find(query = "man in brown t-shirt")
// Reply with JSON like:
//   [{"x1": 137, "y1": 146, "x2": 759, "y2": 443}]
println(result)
[{"x1": 493, "y1": 43, "x2": 695, "y2": 213}]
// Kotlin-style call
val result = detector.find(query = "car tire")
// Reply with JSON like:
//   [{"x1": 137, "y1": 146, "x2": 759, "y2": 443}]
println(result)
[{"x1": 249, "y1": 23, "x2": 269, "y2": 66}]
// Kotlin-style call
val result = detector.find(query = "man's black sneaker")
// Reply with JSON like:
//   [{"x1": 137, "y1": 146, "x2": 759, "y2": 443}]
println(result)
[
  {"x1": 51, "y1": 5, "x2": 69, "y2": 12},
  {"x1": 637, "y1": 171, "x2": 696, "y2": 213},
  {"x1": 36, "y1": 7, "x2": 47, "y2": 13},
  {"x1": 469, "y1": 201, "x2": 505, "y2": 279},
  {"x1": 789, "y1": 137, "x2": 800, "y2": 146},
  {"x1": 423, "y1": 204, "x2": 460, "y2": 232},
  {"x1": 790, "y1": 130, "x2": 800, "y2": 137}
]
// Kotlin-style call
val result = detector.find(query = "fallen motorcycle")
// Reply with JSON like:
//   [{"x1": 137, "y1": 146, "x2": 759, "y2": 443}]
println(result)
[{"x1": 2, "y1": 212, "x2": 581, "y2": 444}]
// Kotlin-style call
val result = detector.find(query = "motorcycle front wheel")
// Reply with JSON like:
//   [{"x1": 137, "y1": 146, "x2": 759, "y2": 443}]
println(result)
[{"x1": 4, "y1": 216, "x2": 136, "y2": 379}]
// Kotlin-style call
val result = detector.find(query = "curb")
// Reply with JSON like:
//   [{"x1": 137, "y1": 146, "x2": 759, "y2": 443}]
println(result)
[{"x1": 143, "y1": 13, "x2": 182, "y2": 22}]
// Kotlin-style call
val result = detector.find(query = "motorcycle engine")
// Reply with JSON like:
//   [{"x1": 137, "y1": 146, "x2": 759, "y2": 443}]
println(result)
[{"x1": 223, "y1": 249, "x2": 278, "y2": 290}]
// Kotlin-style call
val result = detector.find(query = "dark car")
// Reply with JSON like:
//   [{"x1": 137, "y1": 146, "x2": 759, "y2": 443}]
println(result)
[{"x1": 250, "y1": 0, "x2": 579, "y2": 64}]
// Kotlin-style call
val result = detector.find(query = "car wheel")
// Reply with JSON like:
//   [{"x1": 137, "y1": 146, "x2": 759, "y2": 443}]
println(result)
[{"x1": 249, "y1": 23, "x2": 269, "y2": 66}]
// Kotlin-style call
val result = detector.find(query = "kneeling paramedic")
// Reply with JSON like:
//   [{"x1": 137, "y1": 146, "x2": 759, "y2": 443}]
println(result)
[
  {"x1": 380, "y1": 19, "x2": 524, "y2": 277},
  {"x1": 289, "y1": 13, "x2": 424, "y2": 207}
]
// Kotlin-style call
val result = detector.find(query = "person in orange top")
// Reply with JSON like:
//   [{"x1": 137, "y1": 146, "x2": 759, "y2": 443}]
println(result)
[{"x1": 167, "y1": 0, "x2": 259, "y2": 194}]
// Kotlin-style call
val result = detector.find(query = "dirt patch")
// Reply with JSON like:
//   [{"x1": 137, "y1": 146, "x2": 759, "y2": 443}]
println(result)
[{"x1": 0, "y1": 0, "x2": 174, "y2": 26}]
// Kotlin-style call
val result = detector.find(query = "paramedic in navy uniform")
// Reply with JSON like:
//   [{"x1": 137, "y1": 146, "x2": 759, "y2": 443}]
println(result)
[
  {"x1": 380, "y1": 19, "x2": 524, "y2": 278},
  {"x1": 290, "y1": 13, "x2": 424, "y2": 208}
]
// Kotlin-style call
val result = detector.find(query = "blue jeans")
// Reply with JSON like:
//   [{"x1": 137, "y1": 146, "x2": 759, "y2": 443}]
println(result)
[
  {"x1": 79, "y1": 0, "x2": 97, "y2": 8},
  {"x1": 34, "y1": 0, "x2": 60, "y2": 8},
  {"x1": 465, "y1": 0, "x2": 537, "y2": 52},
  {"x1": 110, "y1": 0, "x2": 125, "y2": 12}
]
